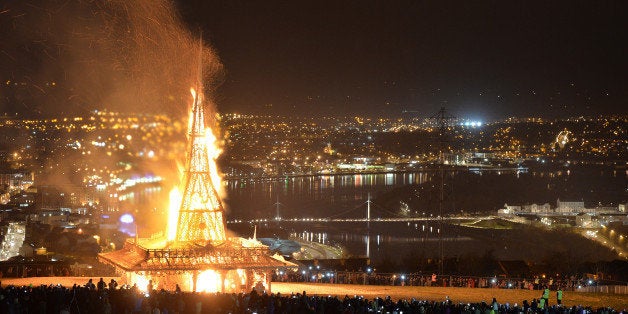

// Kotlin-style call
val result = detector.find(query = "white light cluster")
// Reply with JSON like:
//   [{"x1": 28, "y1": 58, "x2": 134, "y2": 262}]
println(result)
[{"x1": 461, "y1": 121, "x2": 483, "y2": 127}]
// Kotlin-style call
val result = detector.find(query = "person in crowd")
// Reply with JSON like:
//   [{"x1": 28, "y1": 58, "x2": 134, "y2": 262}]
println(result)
[
  {"x1": 108, "y1": 278, "x2": 118, "y2": 290},
  {"x1": 97, "y1": 278, "x2": 106, "y2": 291},
  {"x1": 491, "y1": 297, "x2": 499, "y2": 314},
  {"x1": 85, "y1": 278, "x2": 95, "y2": 290},
  {"x1": 542, "y1": 286, "x2": 550, "y2": 306}
]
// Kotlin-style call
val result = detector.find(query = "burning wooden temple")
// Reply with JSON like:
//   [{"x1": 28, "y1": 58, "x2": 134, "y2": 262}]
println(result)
[{"x1": 99, "y1": 43, "x2": 294, "y2": 292}]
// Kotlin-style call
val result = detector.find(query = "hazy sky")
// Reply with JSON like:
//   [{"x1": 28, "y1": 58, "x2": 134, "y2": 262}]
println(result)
[
  {"x1": 1, "y1": 0, "x2": 627, "y2": 119},
  {"x1": 176, "y1": 0, "x2": 628, "y2": 119}
]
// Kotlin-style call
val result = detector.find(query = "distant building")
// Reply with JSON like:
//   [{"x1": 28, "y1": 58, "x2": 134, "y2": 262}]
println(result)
[
  {"x1": 498, "y1": 203, "x2": 550, "y2": 215},
  {"x1": 590, "y1": 206, "x2": 619, "y2": 215},
  {"x1": 498, "y1": 204, "x2": 521, "y2": 216},
  {"x1": 11, "y1": 191, "x2": 36, "y2": 209},
  {"x1": 556, "y1": 199, "x2": 585, "y2": 214},
  {"x1": 0, "y1": 171, "x2": 34, "y2": 193},
  {"x1": 29, "y1": 209, "x2": 69, "y2": 226},
  {"x1": 523, "y1": 203, "x2": 551, "y2": 214},
  {"x1": 0, "y1": 222, "x2": 26, "y2": 261},
  {"x1": 619, "y1": 203, "x2": 627, "y2": 213}
]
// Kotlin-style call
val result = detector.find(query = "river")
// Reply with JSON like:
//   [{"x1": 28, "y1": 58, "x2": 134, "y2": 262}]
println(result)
[{"x1": 122, "y1": 166, "x2": 624, "y2": 263}]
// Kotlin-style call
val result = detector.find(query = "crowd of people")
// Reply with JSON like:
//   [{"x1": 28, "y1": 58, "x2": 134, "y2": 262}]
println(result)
[
  {"x1": 276, "y1": 271, "x2": 600, "y2": 291},
  {"x1": 0, "y1": 279, "x2": 624, "y2": 314}
]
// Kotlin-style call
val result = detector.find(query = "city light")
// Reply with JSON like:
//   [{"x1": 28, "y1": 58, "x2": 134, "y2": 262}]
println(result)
[
  {"x1": 0, "y1": 1, "x2": 625, "y2": 308},
  {"x1": 119, "y1": 214, "x2": 134, "y2": 224}
]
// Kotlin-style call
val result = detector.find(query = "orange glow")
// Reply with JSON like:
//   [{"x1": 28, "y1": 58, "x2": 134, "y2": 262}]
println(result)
[
  {"x1": 168, "y1": 86, "x2": 226, "y2": 243},
  {"x1": 205, "y1": 127, "x2": 224, "y2": 198},
  {"x1": 131, "y1": 274, "x2": 150, "y2": 292},
  {"x1": 188, "y1": 88, "x2": 198, "y2": 133},
  {"x1": 196, "y1": 269, "x2": 221, "y2": 292},
  {"x1": 175, "y1": 160, "x2": 185, "y2": 178},
  {"x1": 252, "y1": 271, "x2": 268, "y2": 292},
  {"x1": 167, "y1": 187, "x2": 182, "y2": 241},
  {"x1": 236, "y1": 269, "x2": 247, "y2": 286}
]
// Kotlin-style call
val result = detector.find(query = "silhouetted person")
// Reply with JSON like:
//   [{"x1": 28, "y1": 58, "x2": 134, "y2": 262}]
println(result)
[
  {"x1": 108, "y1": 279, "x2": 118, "y2": 290},
  {"x1": 97, "y1": 278, "x2": 106, "y2": 291}
]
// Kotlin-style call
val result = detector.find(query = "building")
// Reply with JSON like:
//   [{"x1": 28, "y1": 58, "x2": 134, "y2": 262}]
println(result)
[
  {"x1": 523, "y1": 203, "x2": 551, "y2": 214},
  {"x1": 556, "y1": 199, "x2": 585, "y2": 214},
  {"x1": 0, "y1": 171, "x2": 34, "y2": 193},
  {"x1": 29, "y1": 209, "x2": 69, "y2": 226},
  {"x1": 497, "y1": 204, "x2": 521, "y2": 216},
  {"x1": 0, "y1": 222, "x2": 26, "y2": 261}
]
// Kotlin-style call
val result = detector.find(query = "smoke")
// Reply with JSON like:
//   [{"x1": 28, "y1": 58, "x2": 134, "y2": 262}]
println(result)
[
  {"x1": 0, "y1": 1, "x2": 227, "y2": 227},
  {"x1": 0, "y1": 0, "x2": 223, "y2": 117}
]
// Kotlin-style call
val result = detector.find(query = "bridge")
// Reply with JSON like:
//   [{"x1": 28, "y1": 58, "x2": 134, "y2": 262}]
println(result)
[
  {"x1": 227, "y1": 216, "x2": 495, "y2": 224},
  {"x1": 226, "y1": 195, "x2": 494, "y2": 225}
]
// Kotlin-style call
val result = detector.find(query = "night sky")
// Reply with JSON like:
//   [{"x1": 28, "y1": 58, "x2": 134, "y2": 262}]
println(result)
[
  {"x1": 1, "y1": 0, "x2": 627, "y2": 119},
  {"x1": 176, "y1": 0, "x2": 627, "y2": 119}
]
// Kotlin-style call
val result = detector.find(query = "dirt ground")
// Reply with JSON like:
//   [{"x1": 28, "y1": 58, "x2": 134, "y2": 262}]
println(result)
[
  {"x1": 1, "y1": 278, "x2": 625, "y2": 309},
  {"x1": 271, "y1": 283, "x2": 627, "y2": 310}
]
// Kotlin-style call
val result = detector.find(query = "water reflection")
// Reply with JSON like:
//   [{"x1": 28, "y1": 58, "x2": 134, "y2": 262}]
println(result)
[
  {"x1": 225, "y1": 172, "x2": 433, "y2": 219},
  {"x1": 120, "y1": 167, "x2": 623, "y2": 262},
  {"x1": 285, "y1": 220, "x2": 476, "y2": 261}
]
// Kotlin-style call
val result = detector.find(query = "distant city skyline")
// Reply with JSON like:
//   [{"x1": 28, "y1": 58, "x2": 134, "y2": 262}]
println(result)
[{"x1": 0, "y1": 0, "x2": 626, "y2": 119}]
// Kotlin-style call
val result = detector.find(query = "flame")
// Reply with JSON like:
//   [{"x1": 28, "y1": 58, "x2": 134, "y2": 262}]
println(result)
[
  {"x1": 130, "y1": 274, "x2": 150, "y2": 292},
  {"x1": 188, "y1": 88, "x2": 196, "y2": 133},
  {"x1": 205, "y1": 127, "x2": 225, "y2": 198},
  {"x1": 167, "y1": 187, "x2": 182, "y2": 241},
  {"x1": 191, "y1": 86, "x2": 224, "y2": 198},
  {"x1": 236, "y1": 269, "x2": 247, "y2": 286},
  {"x1": 196, "y1": 269, "x2": 221, "y2": 292},
  {"x1": 166, "y1": 86, "x2": 225, "y2": 242},
  {"x1": 252, "y1": 272, "x2": 268, "y2": 292},
  {"x1": 175, "y1": 159, "x2": 185, "y2": 178}
]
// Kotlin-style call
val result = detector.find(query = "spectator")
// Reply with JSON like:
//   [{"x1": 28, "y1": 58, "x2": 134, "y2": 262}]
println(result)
[{"x1": 0, "y1": 283, "x2": 622, "y2": 314}]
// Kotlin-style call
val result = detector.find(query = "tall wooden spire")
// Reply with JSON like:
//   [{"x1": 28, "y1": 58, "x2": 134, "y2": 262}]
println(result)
[{"x1": 175, "y1": 37, "x2": 226, "y2": 244}]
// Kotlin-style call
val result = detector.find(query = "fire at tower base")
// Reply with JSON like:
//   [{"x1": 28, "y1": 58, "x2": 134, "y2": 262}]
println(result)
[
  {"x1": 98, "y1": 40, "x2": 295, "y2": 293},
  {"x1": 99, "y1": 236, "x2": 291, "y2": 293}
]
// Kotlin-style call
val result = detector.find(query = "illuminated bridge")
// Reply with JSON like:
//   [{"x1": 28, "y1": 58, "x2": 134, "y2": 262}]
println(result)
[
  {"x1": 227, "y1": 197, "x2": 494, "y2": 225},
  {"x1": 227, "y1": 216, "x2": 495, "y2": 224}
]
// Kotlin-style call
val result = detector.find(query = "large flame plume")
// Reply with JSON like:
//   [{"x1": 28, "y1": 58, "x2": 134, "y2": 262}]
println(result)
[{"x1": 167, "y1": 87, "x2": 225, "y2": 242}]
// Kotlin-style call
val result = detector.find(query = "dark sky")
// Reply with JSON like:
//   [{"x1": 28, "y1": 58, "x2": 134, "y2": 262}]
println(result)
[
  {"x1": 1, "y1": 0, "x2": 627, "y2": 119},
  {"x1": 175, "y1": 0, "x2": 628, "y2": 119}
]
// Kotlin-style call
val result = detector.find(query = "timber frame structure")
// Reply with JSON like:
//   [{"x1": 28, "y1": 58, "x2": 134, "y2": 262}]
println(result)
[
  {"x1": 99, "y1": 236, "x2": 294, "y2": 292},
  {"x1": 98, "y1": 38, "x2": 295, "y2": 292}
]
